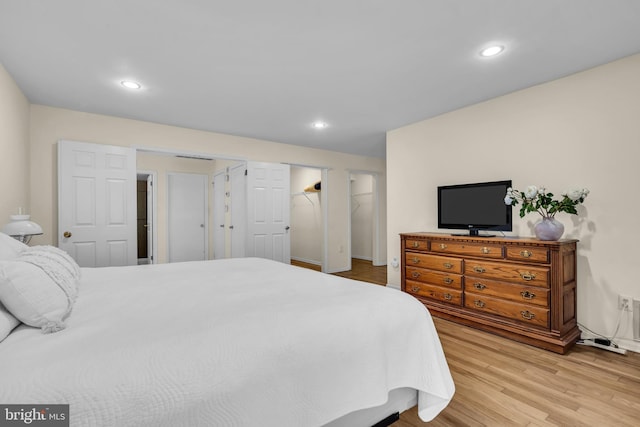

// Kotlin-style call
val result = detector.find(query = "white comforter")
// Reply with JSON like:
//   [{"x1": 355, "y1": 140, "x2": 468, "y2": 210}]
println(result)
[{"x1": 0, "y1": 258, "x2": 454, "y2": 426}]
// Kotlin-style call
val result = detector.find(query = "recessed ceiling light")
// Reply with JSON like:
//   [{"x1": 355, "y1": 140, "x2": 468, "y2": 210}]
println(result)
[
  {"x1": 121, "y1": 80, "x2": 142, "y2": 89},
  {"x1": 480, "y1": 45, "x2": 504, "y2": 57},
  {"x1": 312, "y1": 121, "x2": 328, "y2": 129}
]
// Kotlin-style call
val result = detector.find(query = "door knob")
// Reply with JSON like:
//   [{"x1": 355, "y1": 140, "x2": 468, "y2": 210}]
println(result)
[
  {"x1": 63, "y1": 231, "x2": 72, "y2": 238},
  {"x1": 200, "y1": 224, "x2": 205, "y2": 228},
  {"x1": 285, "y1": 226, "x2": 290, "y2": 231},
  {"x1": 229, "y1": 225, "x2": 234, "y2": 229}
]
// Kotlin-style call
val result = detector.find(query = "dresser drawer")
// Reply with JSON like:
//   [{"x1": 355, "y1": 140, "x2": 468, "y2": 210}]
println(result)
[
  {"x1": 431, "y1": 241, "x2": 503, "y2": 259},
  {"x1": 464, "y1": 260, "x2": 549, "y2": 287},
  {"x1": 465, "y1": 277, "x2": 549, "y2": 307},
  {"x1": 464, "y1": 292, "x2": 549, "y2": 328},
  {"x1": 405, "y1": 239, "x2": 428, "y2": 251},
  {"x1": 506, "y1": 246, "x2": 549, "y2": 263},
  {"x1": 405, "y1": 253, "x2": 462, "y2": 273},
  {"x1": 406, "y1": 280, "x2": 462, "y2": 306},
  {"x1": 405, "y1": 252, "x2": 463, "y2": 273},
  {"x1": 406, "y1": 266, "x2": 462, "y2": 289}
]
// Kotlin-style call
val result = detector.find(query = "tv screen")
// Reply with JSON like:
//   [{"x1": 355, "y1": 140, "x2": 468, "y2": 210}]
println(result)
[{"x1": 438, "y1": 180, "x2": 512, "y2": 236}]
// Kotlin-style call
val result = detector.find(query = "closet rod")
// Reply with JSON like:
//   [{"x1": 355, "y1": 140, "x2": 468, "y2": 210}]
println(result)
[{"x1": 291, "y1": 192, "x2": 315, "y2": 205}]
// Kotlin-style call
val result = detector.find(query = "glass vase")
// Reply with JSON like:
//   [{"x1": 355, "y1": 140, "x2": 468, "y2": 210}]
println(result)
[{"x1": 534, "y1": 216, "x2": 564, "y2": 241}]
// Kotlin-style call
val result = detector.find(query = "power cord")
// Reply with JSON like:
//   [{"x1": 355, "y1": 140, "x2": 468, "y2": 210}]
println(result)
[{"x1": 578, "y1": 299, "x2": 630, "y2": 349}]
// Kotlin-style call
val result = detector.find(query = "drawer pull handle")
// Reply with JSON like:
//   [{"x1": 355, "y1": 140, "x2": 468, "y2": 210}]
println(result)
[
  {"x1": 443, "y1": 293, "x2": 453, "y2": 301},
  {"x1": 520, "y1": 250, "x2": 532, "y2": 258},
  {"x1": 411, "y1": 257, "x2": 420, "y2": 264},
  {"x1": 411, "y1": 286, "x2": 420, "y2": 293},
  {"x1": 520, "y1": 272, "x2": 536, "y2": 281},
  {"x1": 481, "y1": 247, "x2": 491, "y2": 254},
  {"x1": 443, "y1": 277, "x2": 453, "y2": 284},
  {"x1": 521, "y1": 291, "x2": 536, "y2": 300},
  {"x1": 473, "y1": 266, "x2": 486, "y2": 273},
  {"x1": 443, "y1": 262, "x2": 453, "y2": 269},
  {"x1": 439, "y1": 243, "x2": 447, "y2": 250},
  {"x1": 474, "y1": 300, "x2": 486, "y2": 308},
  {"x1": 521, "y1": 310, "x2": 535, "y2": 320},
  {"x1": 411, "y1": 272, "x2": 421, "y2": 279},
  {"x1": 412, "y1": 241, "x2": 420, "y2": 248},
  {"x1": 473, "y1": 283, "x2": 486, "y2": 290}
]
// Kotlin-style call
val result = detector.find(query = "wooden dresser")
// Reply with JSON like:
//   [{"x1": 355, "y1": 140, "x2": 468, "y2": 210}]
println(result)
[{"x1": 400, "y1": 232, "x2": 580, "y2": 354}]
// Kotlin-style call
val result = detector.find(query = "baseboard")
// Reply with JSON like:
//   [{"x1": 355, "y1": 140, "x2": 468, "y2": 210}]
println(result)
[
  {"x1": 617, "y1": 338, "x2": 640, "y2": 354},
  {"x1": 386, "y1": 283, "x2": 401, "y2": 290},
  {"x1": 352, "y1": 255, "x2": 373, "y2": 261}
]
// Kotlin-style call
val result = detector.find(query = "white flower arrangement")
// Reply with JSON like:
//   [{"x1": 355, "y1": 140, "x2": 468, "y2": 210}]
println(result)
[{"x1": 505, "y1": 185, "x2": 589, "y2": 218}]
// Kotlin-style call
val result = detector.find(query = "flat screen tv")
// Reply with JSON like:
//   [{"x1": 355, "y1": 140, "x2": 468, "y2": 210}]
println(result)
[{"x1": 437, "y1": 180, "x2": 512, "y2": 236}]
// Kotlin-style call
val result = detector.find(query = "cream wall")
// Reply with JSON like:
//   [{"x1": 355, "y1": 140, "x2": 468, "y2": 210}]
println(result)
[
  {"x1": 0, "y1": 64, "x2": 30, "y2": 224},
  {"x1": 387, "y1": 53, "x2": 640, "y2": 351},
  {"x1": 29, "y1": 105, "x2": 385, "y2": 272}
]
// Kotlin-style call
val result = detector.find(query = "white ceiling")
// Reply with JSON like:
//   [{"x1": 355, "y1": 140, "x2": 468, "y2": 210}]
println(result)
[{"x1": 2, "y1": 1, "x2": 640, "y2": 158}]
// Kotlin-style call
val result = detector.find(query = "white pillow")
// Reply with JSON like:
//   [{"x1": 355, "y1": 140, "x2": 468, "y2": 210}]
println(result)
[
  {"x1": 0, "y1": 231, "x2": 28, "y2": 260},
  {"x1": 0, "y1": 301, "x2": 20, "y2": 342},
  {"x1": 0, "y1": 245, "x2": 80, "y2": 334}
]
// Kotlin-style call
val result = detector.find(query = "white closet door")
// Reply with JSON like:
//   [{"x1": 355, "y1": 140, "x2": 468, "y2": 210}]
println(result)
[
  {"x1": 229, "y1": 163, "x2": 246, "y2": 258},
  {"x1": 212, "y1": 171, "x2": 226, "y2": 259},
  {"x1": 58, "y1": 140, "x2": 137, "y2": 267},
  {"x1": 167, "y1": 173, "x2": 208, "y2": 262},
  {"x1": 245, "y1": 161, "x2": 291, "y2": 264}
]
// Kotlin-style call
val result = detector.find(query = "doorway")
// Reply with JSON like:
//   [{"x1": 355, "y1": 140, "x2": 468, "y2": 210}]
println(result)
[
  {"x1": 350, "y1": 173, "x2": 374, "y2": 262},
  {"x1": 137, "y1": 149, "x2": 242, "y2": 263},
  {"x1": 136, "y1": 172, "x2": 156, "y2": 264},
  {"x1": 289, "y1": 165, "x2": 329, "y2": 272},
  {"x1": 348, "y1": 171, "x2": 385, "y2": 271},
  {"x1": 290, "y1": 166, "x2": 323, "y2": 269}
]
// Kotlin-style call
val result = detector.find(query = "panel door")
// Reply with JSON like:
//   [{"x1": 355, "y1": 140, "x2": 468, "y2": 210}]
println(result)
[
  {"x1": 229, "y1": 163, "x2": 246, "y2": 258},
  {"x1": 246, "y1": 161, "x2": 291, "y2": 263},
  {"x1": 167, "y1": 172, "x2": 208, "y2": 262},
  {"x1": 212, "y1": 171, "x2": 226, "y2": 259},
  {"x1": 58, "y1": 140, "x2": 137, "y2": 267}
]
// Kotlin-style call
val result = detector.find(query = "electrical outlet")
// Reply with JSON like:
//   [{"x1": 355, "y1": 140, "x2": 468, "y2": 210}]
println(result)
[{"x1": 618, "y1": 295, "x2": 632, "y2": 312}]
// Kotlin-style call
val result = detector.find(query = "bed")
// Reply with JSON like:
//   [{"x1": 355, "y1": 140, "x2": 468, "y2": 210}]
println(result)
[{"x1": 0, "y1": 234, "x2": 454, "y2": 426}]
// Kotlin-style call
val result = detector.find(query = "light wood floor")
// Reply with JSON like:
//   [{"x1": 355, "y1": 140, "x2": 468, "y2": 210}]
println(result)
[
  {"x1": 291, "y1": 258, "x2": 387, "y2": 285},
  {"x1": 330, "y1": 258, "x2": 387, "y2": 285},
  {"x1": 293, "y1": 258, "x2": 640, "y2": 426},
  {"x1": 400, "y1": 317, "x2": 640, "y2": 426}
]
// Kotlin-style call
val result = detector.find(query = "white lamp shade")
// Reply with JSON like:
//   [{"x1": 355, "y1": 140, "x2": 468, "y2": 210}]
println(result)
[{"x1": 2, "y1": 214, "x2": 43, "y2": 238}]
